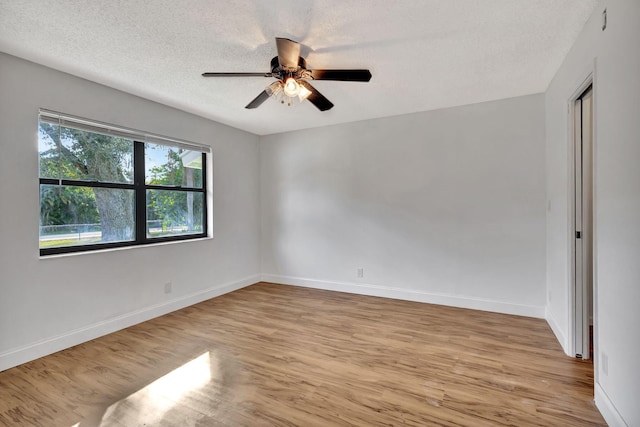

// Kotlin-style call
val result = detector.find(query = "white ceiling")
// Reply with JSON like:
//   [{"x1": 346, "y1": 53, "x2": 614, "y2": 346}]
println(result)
[{"x1": 0, "y1": 1, "x2": 597, "y2": 135}]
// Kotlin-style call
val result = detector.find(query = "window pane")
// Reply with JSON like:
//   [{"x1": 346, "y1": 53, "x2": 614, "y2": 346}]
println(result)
[
  {"x1": 38, "y1": 122, "x2": 134, "y2": 183},
  {"x1": 39, "y1": 122, "x2": 60, "y2": 179},
  {"x1": 146, "y1": 190, "x2": 204, "y2": 238},
  {"x1": 145, "y1": 143, "x2": 203, "y2": 188},
  {"x1": 39, "y1": 185, "x2": 135, "y2": 248}
]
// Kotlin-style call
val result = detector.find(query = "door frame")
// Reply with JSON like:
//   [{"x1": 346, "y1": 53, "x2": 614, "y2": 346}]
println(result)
[{"x1": 567, "y1": 72, "x2": 597, "y2": 362}]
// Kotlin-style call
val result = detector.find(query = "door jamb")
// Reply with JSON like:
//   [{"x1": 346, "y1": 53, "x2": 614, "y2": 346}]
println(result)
[{"x1": 567, "y1": 72, "x2": 595, "y2": 360}]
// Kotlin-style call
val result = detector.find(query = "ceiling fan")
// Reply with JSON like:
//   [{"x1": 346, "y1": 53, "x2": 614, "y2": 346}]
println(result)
[{"x1": 202, "y1": 38, "x2": 372, "y2": 111}]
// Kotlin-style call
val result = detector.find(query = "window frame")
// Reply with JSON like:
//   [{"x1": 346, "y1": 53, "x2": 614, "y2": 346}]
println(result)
[{"x1": 38, "y1": 111, "x2": 209, "y2": 256}]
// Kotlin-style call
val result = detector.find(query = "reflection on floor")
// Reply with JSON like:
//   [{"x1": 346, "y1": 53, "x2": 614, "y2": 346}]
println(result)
[{"x1": 0, "y1": 282, "x2": 605, "y2": 426}]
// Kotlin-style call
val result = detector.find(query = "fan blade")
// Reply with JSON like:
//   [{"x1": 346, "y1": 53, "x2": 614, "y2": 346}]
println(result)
[
  {"x1": 245, "y1": 90, "x2": 271, "y2": 109},
  {"x1": 202, "y1": 72, "x2": 272, "y2": 77},
  {"x1": 275, "y1": 37, "x2": 301, "y2": 69},
  {"x1": 309, "y1": 69, "x2": 372, "y2": 82},
  {"x1": 298, "y1": 81, "x2": 334, "y2": 111}
]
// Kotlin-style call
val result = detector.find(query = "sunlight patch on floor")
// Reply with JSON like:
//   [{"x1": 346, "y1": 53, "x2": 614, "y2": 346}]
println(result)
[
  {"x1": 93, "y1": 351, "x2": 214, "y2": 426},
  {"x1": 146, "y1": 351, "x2": 212, "y2": 402}
]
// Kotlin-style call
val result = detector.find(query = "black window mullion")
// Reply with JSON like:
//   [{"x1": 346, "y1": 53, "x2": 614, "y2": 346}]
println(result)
[
  {"x1": 39, "y1": 178, "x2": 60, "y2": 185},
  {"x1": 201, "y1": 152, "x2": 208, "y2": 237},
  {"x1": 134, "y1": 141, "x2": 147, "y2": 243},
  {"x1": 39, "y1": 179, "x2": 135, "y2": 190},
  {"x1": 144, "y1": 185, "x2": 205, "y2": 193},
  {"x1": 65, "y1": 180, "x2": 135, "y2": 189}
]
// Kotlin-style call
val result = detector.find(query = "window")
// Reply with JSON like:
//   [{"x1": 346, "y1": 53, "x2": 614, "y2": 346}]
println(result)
[{"x1": 38, "y1": 110, "x2": 209, "y2": 255}]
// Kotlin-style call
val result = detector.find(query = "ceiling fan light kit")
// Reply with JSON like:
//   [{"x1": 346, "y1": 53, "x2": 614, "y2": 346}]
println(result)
[
  {"x1": 202, "y1": 38, "x2": 372, "y2": 111},
  {"x1": 265, "y1": 77, "x2": 311, "y2": 107}
]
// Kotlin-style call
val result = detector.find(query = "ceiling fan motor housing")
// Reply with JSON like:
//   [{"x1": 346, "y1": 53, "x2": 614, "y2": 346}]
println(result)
[{"x1": 270, "y1": 56, "x2": 307, "y2": 79}]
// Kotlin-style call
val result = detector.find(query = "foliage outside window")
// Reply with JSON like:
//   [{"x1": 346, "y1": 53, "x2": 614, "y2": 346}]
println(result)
[{"x1": 38, "y1": 111, "x2": 208, "y2": 255}]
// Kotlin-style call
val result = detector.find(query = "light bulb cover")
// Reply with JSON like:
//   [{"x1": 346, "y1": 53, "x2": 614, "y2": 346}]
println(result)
[
  {"x1": 266, "y1": 81, "x2": 282, "y2": 96},
  {"x1": 283, "y1": 78, "x2": 300, "y2": 97},
  {"x1": 298, "y1": 85, "x2": 312, "y2": 101}
]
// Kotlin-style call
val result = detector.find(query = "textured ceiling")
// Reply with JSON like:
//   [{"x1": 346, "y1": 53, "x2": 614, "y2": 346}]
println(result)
[{"x1": 0, "y1": 1, "x2": 597, "y2": 135}]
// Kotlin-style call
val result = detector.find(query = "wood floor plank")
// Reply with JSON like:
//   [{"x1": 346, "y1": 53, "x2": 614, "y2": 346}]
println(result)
[{"x1": 0, "y1": 282, "x2": 606, "y2": 426}]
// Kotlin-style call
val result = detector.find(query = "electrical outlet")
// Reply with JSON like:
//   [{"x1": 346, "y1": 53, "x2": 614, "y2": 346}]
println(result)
[
  {"x1": 164, "y1": 282, "x2": 172, "y2": 294},
  {"x1": 357, "y1": 268, "x2": 364, "y2": 278},
  {"x1": 601, "y1": 352, "x2": 608, "y2": 375}
]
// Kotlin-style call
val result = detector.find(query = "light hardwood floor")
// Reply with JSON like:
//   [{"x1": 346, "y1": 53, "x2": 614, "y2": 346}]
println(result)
[{"x1": 0, "y1": 282, "x2": 605, "y2": 426}]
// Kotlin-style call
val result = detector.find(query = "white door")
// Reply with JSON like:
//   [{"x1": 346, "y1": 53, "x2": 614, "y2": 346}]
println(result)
[{"x1": 574, "y1": 86, "x2": 593, "y2": 360}]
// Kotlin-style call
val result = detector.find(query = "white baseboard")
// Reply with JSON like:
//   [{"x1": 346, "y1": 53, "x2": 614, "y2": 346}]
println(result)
[
  {"x1": 0, "y1": 274, "x2": 259, "y2": 372},
  {"x1": 595, "y1": 383, "x2": 628, "y2": 427},
  {"x1": 261, "y1": 274, "x2": 545, "y2": 318},
  {"x1": 545, "y1": 305, "x2": 569, "y2": 355}
]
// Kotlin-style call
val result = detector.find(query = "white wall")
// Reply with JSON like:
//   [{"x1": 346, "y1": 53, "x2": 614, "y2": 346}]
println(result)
[
  {"x1": 0, "y1": 53, "x2": 261, "y2": 371},
  {"x1": 545, "y1": 0, "x2": 640, "y2": 425},
  {"x1": 261, "y1": 94, "x2": 547, "y2": 317}
]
